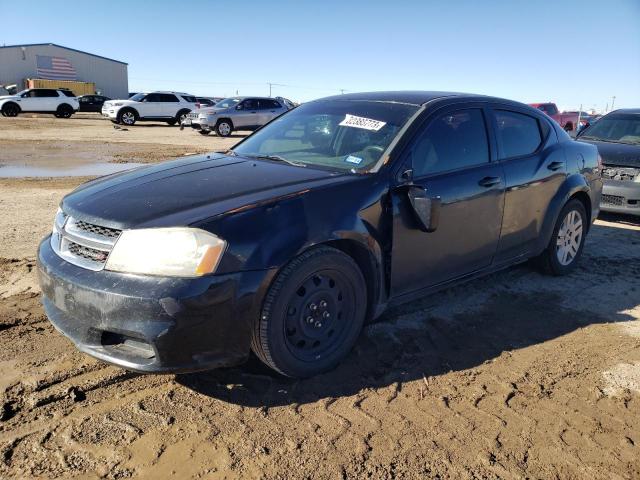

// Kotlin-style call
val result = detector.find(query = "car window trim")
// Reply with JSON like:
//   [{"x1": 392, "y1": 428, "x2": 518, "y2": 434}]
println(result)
[{"x1": 489, "y1": 104, "x2": 552, "y2": 162}]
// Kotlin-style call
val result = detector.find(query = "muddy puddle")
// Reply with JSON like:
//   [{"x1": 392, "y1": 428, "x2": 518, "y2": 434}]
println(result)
[{"x1": 0, "y1": 162, "x2": 145, "y2": 177}]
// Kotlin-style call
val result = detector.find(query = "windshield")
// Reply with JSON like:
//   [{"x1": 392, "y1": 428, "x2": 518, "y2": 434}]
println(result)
[
  {"x1": 580, "y1": 114, "x2": 640, "y2": 145},
  {"x1": 232, "y1": 100, "x2": 419, "y2": 172},
  {"x1": 214, "y1": 97, "x2": 241, "y2": 109},
  {"x1": 14, "y1": 89, "x2": 28, "y2": 97},
  {"x1": 129, "y1": 93, "x2": 146, "y2": 102}
]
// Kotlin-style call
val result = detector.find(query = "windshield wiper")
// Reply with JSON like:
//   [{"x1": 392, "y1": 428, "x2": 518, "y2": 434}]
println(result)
[{"x1": 247, "y1": 154, "x2": 307, "y2": 167}]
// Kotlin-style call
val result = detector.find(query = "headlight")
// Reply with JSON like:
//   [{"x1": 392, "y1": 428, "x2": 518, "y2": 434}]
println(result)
[
  {"x1": 105, "y1": 228, "x2": 226, "y2": 277},
  {"x1": 53, "y1": 208, "x2": 67, "y2": 232}
]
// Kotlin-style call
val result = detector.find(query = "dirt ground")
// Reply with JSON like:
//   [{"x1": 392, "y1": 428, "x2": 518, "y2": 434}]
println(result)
[{"x1": 0, "y1": 115, "x2": 639, "y2": 479}]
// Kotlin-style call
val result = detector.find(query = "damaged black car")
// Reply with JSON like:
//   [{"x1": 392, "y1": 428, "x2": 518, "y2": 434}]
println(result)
[{"x1": 37, "y1": 91, "x2": 602, "y2": 378}]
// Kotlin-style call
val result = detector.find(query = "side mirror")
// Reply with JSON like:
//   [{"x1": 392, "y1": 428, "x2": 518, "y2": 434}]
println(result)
[{"x1": 407, "y1": 186, "x2": 440, "y2": 232}]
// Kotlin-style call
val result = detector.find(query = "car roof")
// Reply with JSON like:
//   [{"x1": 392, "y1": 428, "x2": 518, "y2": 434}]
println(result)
[
  {"x1": 316, "y1": 91, "x2": 522, "y2": 107},
  {"x1": 608, "y1": 108, "x2": 640, "y2": 115}
]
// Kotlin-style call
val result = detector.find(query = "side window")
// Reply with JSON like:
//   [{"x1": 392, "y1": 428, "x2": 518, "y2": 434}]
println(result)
[
  {"x1": 158, "y1": 94, "x2": 179, "y2": 102},
  {"x1": 494, "y1": 110, "x2": 543, "y2": 159},
  {"x1": 260, "y1": 99, "x2": 281, "y2": 109},
  {"x1": 242, "y1": 99, "x2": 258, "y2": 110},
  {"x1": 144, "y1": 93, "x2": 160, "y2": 102},
  {"x1": 412, "y1": 109, "x2": 490, "y2": 177}
]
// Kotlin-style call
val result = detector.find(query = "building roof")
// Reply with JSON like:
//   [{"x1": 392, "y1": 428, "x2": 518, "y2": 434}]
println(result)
[{"x1": 0, "y1": 43, "x2": 127, "y2": 65}]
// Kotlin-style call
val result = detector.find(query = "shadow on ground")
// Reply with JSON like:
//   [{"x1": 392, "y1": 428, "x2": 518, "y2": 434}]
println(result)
[{"x1": 177, "y1": 275, "x2": 638, "y2": 407}]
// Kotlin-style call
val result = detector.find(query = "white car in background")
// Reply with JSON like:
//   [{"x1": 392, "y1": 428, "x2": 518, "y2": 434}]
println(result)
[
  {"x1": 0, "y1": 88, "x2": 79, "y2": 118},
  {"x1": 102, "y1": 91, "x2": 197, "y2": 126}
]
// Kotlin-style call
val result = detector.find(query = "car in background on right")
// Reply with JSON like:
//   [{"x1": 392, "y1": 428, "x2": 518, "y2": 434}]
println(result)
[
  {"x1": 577, "y1": 108, "x2": 640, "y2": 217},
  {"x1": 530, "y1": 103, "x2": 588, "y2": 132}
]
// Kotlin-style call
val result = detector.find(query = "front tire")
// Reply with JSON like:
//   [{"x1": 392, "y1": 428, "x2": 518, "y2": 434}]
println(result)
[
  {"x1": 252, "y1": 246, "x2": 367, "y2": 378},
  {"x1": 215, "y1": 119, "x2": 233, "y2": 137},
  {"x1": 537, "y1": 199, "x2": 587, "y2": 275},
  {"x1": 118, "y1": 109, "x2": 137, "y2": 126}
]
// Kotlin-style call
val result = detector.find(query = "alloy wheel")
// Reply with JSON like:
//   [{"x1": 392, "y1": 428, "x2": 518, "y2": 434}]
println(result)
[
  {"x1": 121, "y1": 112, "x2": 135, "y2": 125},
  {"x1": 556, "y1": 209, "x2": 583, "y2": 266}
]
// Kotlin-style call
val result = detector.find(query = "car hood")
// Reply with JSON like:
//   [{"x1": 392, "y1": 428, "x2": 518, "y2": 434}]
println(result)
[
  {"x1": 61, "y1": 153, "x2": 351, "y2": 229},
  {"x1": 579, "y1": 139, "x2": 640, "y2": 167},
  {"x1": 0, "y1": 95, "x2": 18, "y2": 101}
]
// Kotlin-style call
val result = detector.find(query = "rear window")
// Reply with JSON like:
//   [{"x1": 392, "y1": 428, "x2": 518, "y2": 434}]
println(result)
[
  {"x1": 494, "y1": 110, "x2": 543, "y2": 159},
  {"x1": 181, "y1": 95, "x2": 197, "y2": 103},
  {"x1": 260, "y1": 99, "x2": 282, "y2": 109},
  {"x1": 60, "y1": 90, "x2": 76, "y2": 97}
]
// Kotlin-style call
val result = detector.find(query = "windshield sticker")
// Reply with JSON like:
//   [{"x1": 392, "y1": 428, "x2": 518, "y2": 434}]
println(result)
[
  {"x1": 339, "y1": 114, "x2": 386, "y2": 131},
  {"x1": 345, "y1": 155, "x2": 363, "y2": 165}
]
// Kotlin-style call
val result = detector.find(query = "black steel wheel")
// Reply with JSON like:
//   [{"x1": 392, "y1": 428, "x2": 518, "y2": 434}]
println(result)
[
  {"x1": 56, "y1": 104, "x2": 73, "y2": 118},
  {"x1": 252, "y1": 246, "x2": 366, "y2": 378}
]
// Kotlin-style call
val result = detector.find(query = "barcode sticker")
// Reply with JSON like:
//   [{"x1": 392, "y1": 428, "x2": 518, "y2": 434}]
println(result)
[{"x1": 339, "y1": 114, "x2": 386, "y2": 131}]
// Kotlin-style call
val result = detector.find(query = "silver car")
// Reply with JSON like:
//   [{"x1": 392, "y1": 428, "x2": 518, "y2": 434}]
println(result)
[{"x1": 186, "y1": 96, "x2": 291, "y2": 136}]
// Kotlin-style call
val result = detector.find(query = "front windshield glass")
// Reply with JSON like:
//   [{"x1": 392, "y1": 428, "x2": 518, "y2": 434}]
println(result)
[
  {"x1": 580, "y1": 114, "x2": 640, "y2": 145},
  {"x1": 214, "y1": 97, "x2": 241, "y2": 109},
  {"x1": 15, "y1": 89, "x2": 28, "y2": 97},
  {"x1": 232, "y1": 100, "x2": 419, "y2": 172},
  {"x1": 129, "y1": 93, "x2": 146, "y2": 102}
]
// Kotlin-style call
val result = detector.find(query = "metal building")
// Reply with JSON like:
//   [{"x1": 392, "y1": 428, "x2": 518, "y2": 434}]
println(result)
[{"x1": 0, "y1": 43, "x2": 128, "y2": 98}]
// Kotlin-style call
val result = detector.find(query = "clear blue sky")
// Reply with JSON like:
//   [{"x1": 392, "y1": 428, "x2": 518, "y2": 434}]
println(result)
[{"x1": 1, "y1": 0, "x2": 638, "y2": 111}]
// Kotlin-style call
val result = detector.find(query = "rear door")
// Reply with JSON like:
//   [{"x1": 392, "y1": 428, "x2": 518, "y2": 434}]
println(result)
[
  {"x1": 258, "y1": 99, "x2": 283, "y2": 125},
  {"x1": 157, "y1": 93, "x2": 180, "y2": 117},
  {"x1": 391, "y1": 104, "x2": 505, "y2": 295},
  {"x1": 489, "y1": 106, "x2": 565, "y2": 262}
]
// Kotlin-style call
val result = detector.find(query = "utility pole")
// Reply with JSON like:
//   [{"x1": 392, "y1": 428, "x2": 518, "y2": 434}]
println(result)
[
  {"x1": 611, "y1": 96, "x2": 616, "y2": 111},
  {"x1": 339, "y1": 89, "x2": 346, "y2": 95}
]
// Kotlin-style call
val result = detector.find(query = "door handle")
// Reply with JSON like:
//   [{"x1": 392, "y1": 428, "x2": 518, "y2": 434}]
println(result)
[
  {"x1": 478, "y1": 176, "x2": 501, "y2": 188},
  {"x1": 547, "y1": 161, "x2": 564, "y2": 171}
]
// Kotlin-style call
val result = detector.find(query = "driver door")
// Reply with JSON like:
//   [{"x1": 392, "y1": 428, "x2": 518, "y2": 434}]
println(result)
[
  {"x1": 139, "y1": 93, "x2": 161, "y2": 118},
  {"x1": 18, "y1": 90, "x2": 38, "y2": 111},
  {"x1": 233, "y1": 99, "x2": 259, "y2": 129},
  {"x1": 391, "y1": 105, "x2": 505, "y2": 296}
]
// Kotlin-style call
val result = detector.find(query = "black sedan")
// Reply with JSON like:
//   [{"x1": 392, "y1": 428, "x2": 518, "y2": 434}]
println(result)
[
  {"x1": 576, "y1": 109, "x2": 640, "y2": 217},
  {"x1": 77, "y1": 95, "x2": 111, "y2": 113},
  {"x1": 37, "y1": 91, "x2": 602, "y2": 378}
]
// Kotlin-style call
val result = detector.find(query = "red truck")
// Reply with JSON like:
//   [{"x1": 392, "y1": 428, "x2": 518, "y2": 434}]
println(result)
[{"x1": 529, "y1": 103, "x2": 588, "y2": 132}]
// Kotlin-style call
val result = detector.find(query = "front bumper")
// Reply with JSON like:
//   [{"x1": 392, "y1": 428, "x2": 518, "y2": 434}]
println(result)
[
  {"x1": 37, "y1": 236, "x2": 275, "y2": 373},
  {"x1": 600, "y1": 179, "x2": 640, "y2": 216},
  {"x1": 101, "y1": 107, "x2": 117, "y2": 119}
]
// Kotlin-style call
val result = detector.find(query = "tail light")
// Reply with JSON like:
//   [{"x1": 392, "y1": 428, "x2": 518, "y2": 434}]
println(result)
[{"x1": 195, "y1": 103, "x2": 201, "y2": 109}]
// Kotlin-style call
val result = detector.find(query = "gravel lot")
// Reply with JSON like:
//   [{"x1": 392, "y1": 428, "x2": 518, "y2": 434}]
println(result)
[{"x1": 0, "y1": 115, "x2": 639, "y2": 479}]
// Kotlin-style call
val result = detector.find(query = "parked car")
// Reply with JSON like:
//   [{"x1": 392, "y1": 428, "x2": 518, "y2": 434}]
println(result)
[
  {"x1": 0, "y1": 88, "x2": 79, "y2": 118},
  {"x1": 577, "y1": 108, "x2": 640, "y2": 216},
  {"x1": 38, "y1": 91, "x2": 602, "y2": 378},
  {"x1": 530, "y1": 103, "x2": 588, "y2": 132},
  {"x1": 102, "y1": 91, "x2": 196, "y2": 126},
  {"x1": 185, "y1": 96, "x2": 291, "y2": 136},
  {"x1": 78, "y1": 95, "x2": 111, "y2": 113}
]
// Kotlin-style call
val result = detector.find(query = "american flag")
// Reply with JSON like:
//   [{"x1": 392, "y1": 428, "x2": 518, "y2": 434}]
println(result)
[{"x1": 36, "y1": 55, "x2": 77, "y2": 80}]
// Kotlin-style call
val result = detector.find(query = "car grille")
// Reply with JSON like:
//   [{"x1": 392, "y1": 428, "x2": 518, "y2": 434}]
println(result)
[
  {"x1": 50, "y1": 215, "x2": 121, "y2": 271},
  {"x1": 602, "y1": 166, "x2": 640, "y2": 181},
  {"x1": 601, "y1": 194, "x2": 624, "y2": 206}
]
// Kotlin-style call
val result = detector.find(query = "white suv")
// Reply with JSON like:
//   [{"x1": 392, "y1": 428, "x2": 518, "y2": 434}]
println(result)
[
  {"x1": 0, "y1": 88, "x2": 80, "y2": 118},
  {"x1": 102, "y1": 91, "x2": 197, "y2": 126}
]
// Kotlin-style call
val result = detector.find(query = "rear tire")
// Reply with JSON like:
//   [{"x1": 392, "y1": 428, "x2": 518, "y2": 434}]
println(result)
[
  {"x1": 215, "y1": 119, "x2": 233, "y2": 137},
  {"x1": 56, "y1": 104, "x2": 73, "y2": 118},
  {"x1": 2, "y1": 103, "x2": 19, "y2": 117},
  {"x1": 536, "y1": 199, "x2": 587, "y2": 275},
  {"x1": 251, "y1": 246, "x2": 367, "y2": 378}
]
